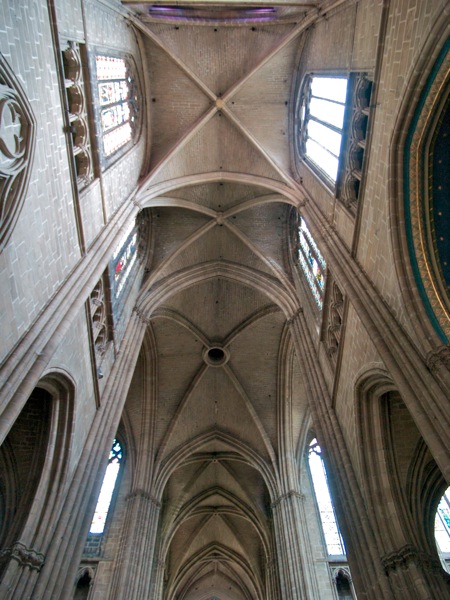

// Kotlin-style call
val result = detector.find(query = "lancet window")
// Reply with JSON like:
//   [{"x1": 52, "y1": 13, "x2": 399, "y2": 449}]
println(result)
[
  {"x1": 90, "y1": 439, "x2": 123, "y2": 534},
  {"x1": 308, "y1": 438, "x2": 345, "y2": 556}
]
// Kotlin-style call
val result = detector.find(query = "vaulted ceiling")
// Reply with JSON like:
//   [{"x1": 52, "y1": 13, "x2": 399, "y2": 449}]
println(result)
[{"x1": 120, "y1": 3, "x2": 323, "y2": 598}]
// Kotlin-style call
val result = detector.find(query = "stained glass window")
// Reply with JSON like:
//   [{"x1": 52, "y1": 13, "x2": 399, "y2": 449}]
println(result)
[
  {"x1": 298, "y1": 217, "x2": 326, "y2": 309},
  {"x1": 308, "y1": 438, "x2": 345, "y2": 556},
  {"x1": 435, "y1": 487, "x2": 450, "y2": 554},
  {"x1": 96, "y1": 56, "x2": 137, "y2": 156},
  {"x1": 111, "y1": 222, "x2": 138, "y2": 300},
  {"x1": 299, "y1": 76, "x2": 348, "y2": 183},
  {"x1": 90, "y1": 439, "x2": 123, "y2": 534}
]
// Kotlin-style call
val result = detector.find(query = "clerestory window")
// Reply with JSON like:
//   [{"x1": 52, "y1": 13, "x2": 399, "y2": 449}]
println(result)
[
  {"x1": 297, "y1": 73, "x2": 372, "y2": 213},
  {"x1": 298, "y1": 76, "x2": 348, "y2": 183},
  {"x1": 96, "y1": 55, "x2": 138, "y2": 158},
  {"x1": 298, "y1": 216, "x2": 326, "y2": 310},
  {"x1": 308, "y1": 438, "x2": 345, "y2": 556},
  {"x1": 90, "y1": 438, "x2": 123, "y2": 534}
]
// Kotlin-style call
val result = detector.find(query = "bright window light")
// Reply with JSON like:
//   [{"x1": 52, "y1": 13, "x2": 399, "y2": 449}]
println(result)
[{"x1": 90, "y1": 439, "x2": 123, "y2": 534}]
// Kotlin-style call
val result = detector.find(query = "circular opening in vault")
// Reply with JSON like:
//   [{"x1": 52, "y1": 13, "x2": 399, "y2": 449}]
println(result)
[
  {"x1": 208, "y1": 347, "x2": 225, "y2": 362},
  {"x1": 203, "y1": 346, "x2": 229, "y2": 367}
]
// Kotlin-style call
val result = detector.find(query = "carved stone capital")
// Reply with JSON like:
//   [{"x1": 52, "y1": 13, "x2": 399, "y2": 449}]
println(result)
[
  {"x1": 287, "y1": 307, "x2": 304, "y2": 326},
  {"x1": 133, "y1": 306, "x2": 150, "y2": 325},
  {"x1": 426, "y1": 345, "x2": 450, "y2": 373},
  {"x1": 125, "y1": 488, "x2": 161, "y2": 509},
  {"x1": 381, "y1": 544, "x2": 442, "y2": 575},
  {"x1": 271, "y1": 490, "x2": 305, "y2": 509},
  {"x1": 0, "y1": 542, "x2": 45, "y2": 571}
]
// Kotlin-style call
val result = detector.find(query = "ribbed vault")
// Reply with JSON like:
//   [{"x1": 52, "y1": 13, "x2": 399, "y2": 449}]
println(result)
[{"x1": 120, "y1": 5, "x2": 321, "y2": 597}]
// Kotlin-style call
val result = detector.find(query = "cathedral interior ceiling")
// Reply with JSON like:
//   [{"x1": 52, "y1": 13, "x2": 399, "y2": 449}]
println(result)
[{"x1": 120, "y1": 6, "x2": 315, "y2": 597}]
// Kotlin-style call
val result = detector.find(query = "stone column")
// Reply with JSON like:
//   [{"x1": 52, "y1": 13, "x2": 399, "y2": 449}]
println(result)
[
  {"x1": 109, "y1": 490, "x2": 161, "y2": 600},
  {"x1": 288, "y1": 311, "x2": 396, "y2": 600},
  {"x1": 380, "y1": 545, "x2": 450, "y2": 599},
  {"x1": 272, "y1": 490, "x2": 319, "y2": 600},
  {"x1": 302, "y1": 200, "x2": 450, "y2": 482},
  {"x1": 25, "y1": 310, "x2": 147, "y2": 600}
]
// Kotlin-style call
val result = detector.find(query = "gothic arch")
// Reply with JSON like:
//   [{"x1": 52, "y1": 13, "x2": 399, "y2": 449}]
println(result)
[
  {"x1": 355, "y1": 370, "x2": 450, "y2": 596},
  {"x1": 0, "y1": 372, "x2": 74, "y2": 592},
  {"x1": 389, "y1": 25, "x2": 450, "y2": 348}
]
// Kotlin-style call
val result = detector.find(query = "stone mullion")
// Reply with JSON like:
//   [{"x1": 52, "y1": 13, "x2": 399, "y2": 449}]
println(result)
[
  {"x1": 272, "y1": 491, "x2": 318, "y2": 600},
  {"x1": 109, "y1": 491, "x2": 161, "y2": 600},
  {"x1": 302, "y1": 201, "x2": 450, "y2": 481},
  {"x1": 288, "y1": 312, "x2": 395, "y2": 600},
  {"x1": 26, "y1": 310, "x2": 147, "y2": 600}
]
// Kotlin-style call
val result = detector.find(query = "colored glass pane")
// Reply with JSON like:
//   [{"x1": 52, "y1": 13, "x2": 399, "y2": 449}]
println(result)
[
  {"x1": 435, "y1": 487, "x2": 450, "y2": 553},
  {"x1": 113, "y1": 230, "x2": 137, "y2": 299},
  {"x1": 96, "y1": 56, "x2": 134, "y2": 156},
  {"x1": 298, "y1": 217, "x2": 326, "y2": 309},
  {"x1": 90, "y1": 439, "x2": 123, "y2": 534},
  {"x1": 308, "y1": 439, "x2": 345, "y2": 556}
]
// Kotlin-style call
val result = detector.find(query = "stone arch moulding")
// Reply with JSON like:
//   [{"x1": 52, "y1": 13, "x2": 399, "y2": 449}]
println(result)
[
  {"x1": 394, "y1": 37, "x2": 450, "y2": 344},
  {"x1": 0, "y1": 53, "x2": 36, "y2": 251},
  {"x1": 0, "y1": 372, "x2": 74, "y2": 594}
]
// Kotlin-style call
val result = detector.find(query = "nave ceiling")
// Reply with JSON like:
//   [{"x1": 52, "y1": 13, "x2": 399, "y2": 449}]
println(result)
[{"x1": 119, "y1": 4, "x2": 320, "y2": 598}]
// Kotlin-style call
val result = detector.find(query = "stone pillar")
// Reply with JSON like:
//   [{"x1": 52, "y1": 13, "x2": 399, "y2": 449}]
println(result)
[
  {"x1": 381, "y1": 545, "x2": 450, "y2": 599},
  {"x1": 24, "y1": 310, "x2": 147, "y2": 600},
  {"x1": 109, "y1": 490, "x2": 161, "y2": 600},
  {"x1": 288, "y1": 311, "x2": 396, "y2": 600},
  {"x1": 272, "y1": 490, "x2": 319, "y2": 600},
  {"x1": 302, "y1": 200, "x2": 450, "y2": 482}
]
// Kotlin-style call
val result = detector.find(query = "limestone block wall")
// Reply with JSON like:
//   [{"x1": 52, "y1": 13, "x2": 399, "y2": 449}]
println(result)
[{"x1": 0, "y1": 0, "x2": 80, "y2": 361}]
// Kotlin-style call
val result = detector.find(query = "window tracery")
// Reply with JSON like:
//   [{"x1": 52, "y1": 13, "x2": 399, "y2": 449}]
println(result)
[
  {"x1": 89, "y1": 273, "x2": 112, "y2": 360},
  {"x1": 323, "y1": 280, "x2": 345, "y2": 365},
  {"x1": 62, "y1": 42, "x2": 93, "y2": 189}
]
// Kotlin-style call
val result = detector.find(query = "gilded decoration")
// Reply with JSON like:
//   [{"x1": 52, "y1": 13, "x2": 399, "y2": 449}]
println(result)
[{"x1": 407, "y1": 47, "x2": 450, "y2": 340}]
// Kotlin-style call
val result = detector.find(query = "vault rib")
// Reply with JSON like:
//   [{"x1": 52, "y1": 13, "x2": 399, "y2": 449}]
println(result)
[
  {"x1": 139, "y1": 105, "x2": 218, "y2": 188},
  {"x1": 224, "y1": 219, "x2": 295, "y2": 291},
  {"x1": 222, "y1": 363, "x2": 277, "y2": 467},
  {"x1": 144, "y1": 218, "x2": 216, "y2": 287},
  {"x1": 130, "y1": 17, "x2": 217, "y2": 101},
  {"x1": 222, "y1": 105, "x2": 297, "y2": 188},
  {"x1": 151, "y1": 309, "x2": 210, "y2": 347}
]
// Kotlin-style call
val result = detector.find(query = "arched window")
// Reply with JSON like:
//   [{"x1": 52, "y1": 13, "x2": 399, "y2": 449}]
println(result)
[
  {"x1": 298, "y1": 75, "x2": 348, "y2": 183},
  {"x1": 435, "y1": 486, "x2": 450, "y2": 572},
  {"x1": 308, "y1": 438, "x2": 345, "y2": 556},
  {"x1": 90, "y1": 438, "x2": 123, "y2": 534},
  {"x1": 95, "y1": 55, "x2": 138, "y2": 158},
  {"x1": 298, "y1": 217, "x2": 326, "y2": 309}
]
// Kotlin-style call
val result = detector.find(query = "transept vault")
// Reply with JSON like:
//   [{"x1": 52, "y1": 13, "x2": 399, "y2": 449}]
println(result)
[{"x1": 0, "y1": 1, "x2": 449, "y2": 599}]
